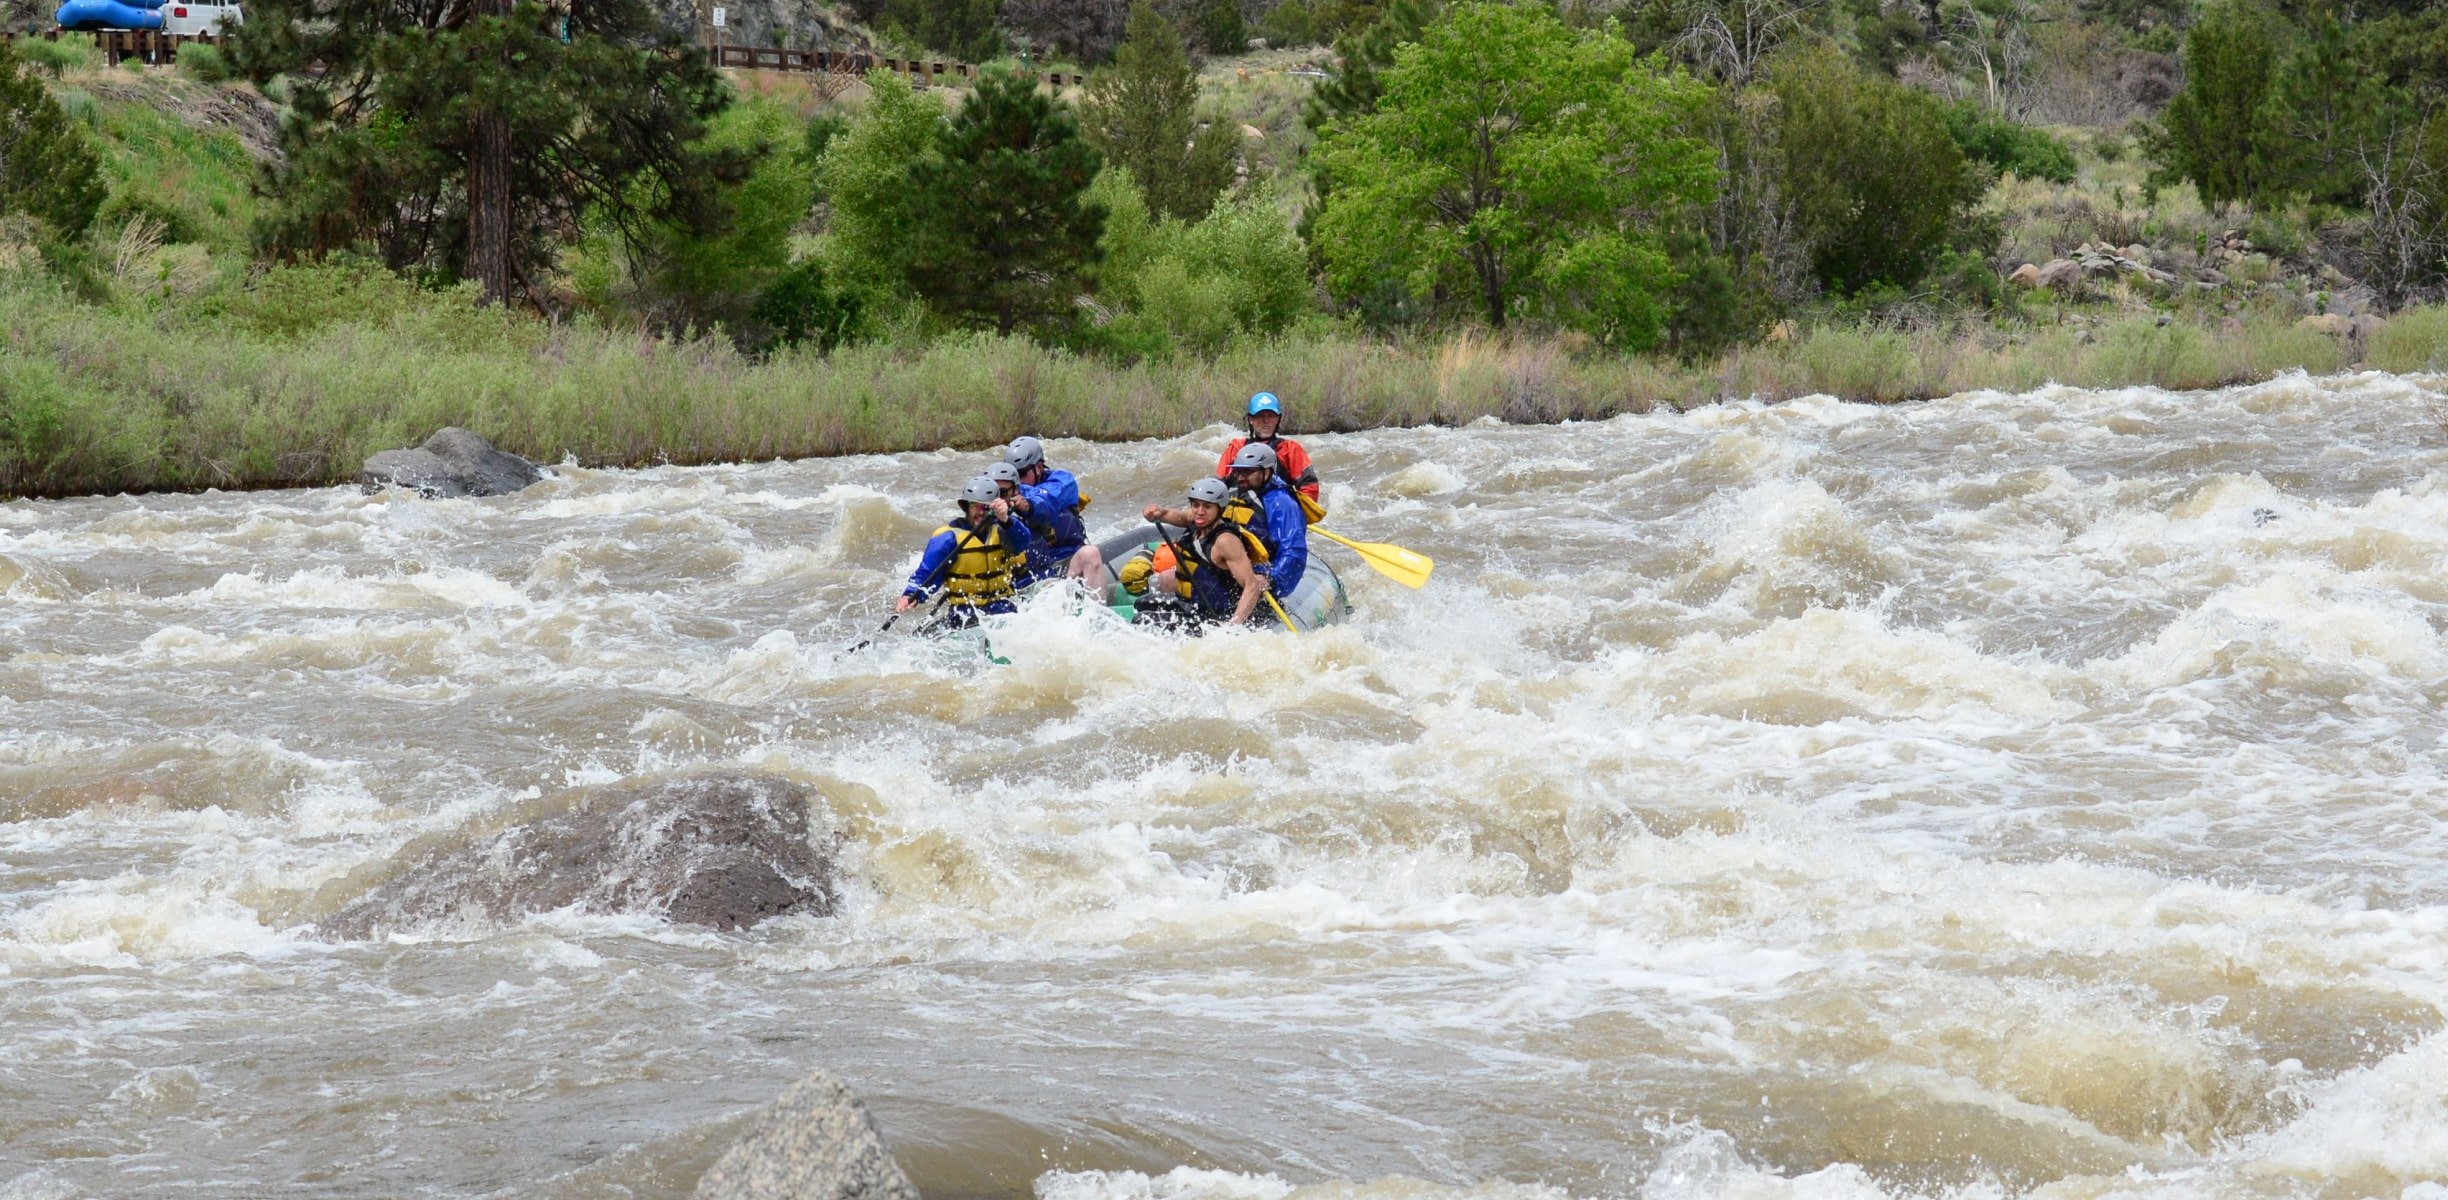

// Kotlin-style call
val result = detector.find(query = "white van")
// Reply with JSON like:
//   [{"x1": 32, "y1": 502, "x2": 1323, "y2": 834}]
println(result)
[{"x1": 161, "y1": 2, "x2": 241, "y2": 34}]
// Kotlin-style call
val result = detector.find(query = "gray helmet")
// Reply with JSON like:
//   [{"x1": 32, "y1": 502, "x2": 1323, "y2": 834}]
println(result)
[
  {"x1": 1229, "y1": 442, "x2": 1278, "y2": 474},
  {"x1": 1004, "y1": 436, "x2": 1046, "y2": 471},
  {"x1": 984, "y1": 461, "x2": 1019, "y2": 485},
  {"x1": 1186, "y1": 477, "x2": 1232, "y2": 507},
  {"x1": 958, "y1": 476, "x2": 1000, "y2": 506}
]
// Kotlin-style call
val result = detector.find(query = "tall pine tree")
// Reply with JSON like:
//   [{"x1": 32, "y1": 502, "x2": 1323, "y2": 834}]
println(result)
[
  {"x1": 1079, "y1": 0, "x2": 1238, "y2": 222},
  {"x1": 229, "y1": 0, "x2": 746, "y2": 306},
  {"x1": 904, "y1": 69, "x2": 1107, "y2": 337},
  {"x1": 2153, "y1": 0, "x2": 2280, "y2": 212}
]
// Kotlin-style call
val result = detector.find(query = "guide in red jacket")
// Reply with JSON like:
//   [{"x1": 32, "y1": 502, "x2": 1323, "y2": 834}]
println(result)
[{"x1": 1216, "y1": 392, "x2": 1321, "y2": 514}]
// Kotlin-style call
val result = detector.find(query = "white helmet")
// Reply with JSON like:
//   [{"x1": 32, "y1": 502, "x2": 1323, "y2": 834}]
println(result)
[
  {"x1": 1186, "y1": 477, "x2": 1232, "y2": 507},
  {"x1": 1229, "y1": 443, "x2": 1278, "y2": 474},
  {"x1": 958, "y1": 476, "x2": 1000, "y2": 506}
]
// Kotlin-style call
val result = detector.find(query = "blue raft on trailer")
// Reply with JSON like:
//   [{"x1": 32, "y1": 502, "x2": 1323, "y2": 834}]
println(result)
[{"x1": 56, "y1": 0, "x2": 165, "y2": 28}]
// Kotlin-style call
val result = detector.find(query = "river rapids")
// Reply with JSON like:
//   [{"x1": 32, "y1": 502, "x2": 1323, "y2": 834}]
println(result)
[{"x1": 5, "y1": 374, "x2": 2448, "y2": 1199}]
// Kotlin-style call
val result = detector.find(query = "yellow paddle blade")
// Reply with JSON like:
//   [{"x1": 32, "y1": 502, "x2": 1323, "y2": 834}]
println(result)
[{"x1": 1312, "y1": 527, "x2": 1434, "y2": 589}]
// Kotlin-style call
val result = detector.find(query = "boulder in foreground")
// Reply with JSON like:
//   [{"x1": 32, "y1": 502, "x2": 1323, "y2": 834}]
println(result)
[
  {"x1": 317, "y1": 772, "x2": 838, "y2": 937},
  {"x1": 693, "y1": 1068, "x2": 922, "y2": 1200},
  {"x1": 360, "y1": 427, "x2": 544, "y2": 498}
]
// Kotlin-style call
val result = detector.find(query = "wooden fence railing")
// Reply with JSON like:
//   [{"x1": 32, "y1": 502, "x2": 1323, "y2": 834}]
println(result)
[{"x1": 3, "y1": 28, "x2": 1079, "y2": 86}]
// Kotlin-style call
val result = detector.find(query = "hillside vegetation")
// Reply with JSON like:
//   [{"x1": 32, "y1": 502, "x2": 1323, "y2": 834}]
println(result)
[{"x1": 4, "y1": 0, "x2": 2448, "y2": 498}]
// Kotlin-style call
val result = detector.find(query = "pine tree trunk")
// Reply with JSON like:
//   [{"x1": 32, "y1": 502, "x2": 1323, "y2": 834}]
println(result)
[{"x1": 467, "y1": 0, "x2": 514, "y2": 306}]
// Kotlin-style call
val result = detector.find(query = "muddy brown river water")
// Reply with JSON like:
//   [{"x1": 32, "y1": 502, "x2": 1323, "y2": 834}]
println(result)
[{"x1": 4, "y1": 374, "x2": 2447, "y2": 1199}]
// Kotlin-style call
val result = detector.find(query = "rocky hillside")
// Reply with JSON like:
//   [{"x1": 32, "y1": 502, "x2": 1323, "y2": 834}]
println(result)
[{"x1": 647, "y1": 0, "x2": 871, "y2": 53}]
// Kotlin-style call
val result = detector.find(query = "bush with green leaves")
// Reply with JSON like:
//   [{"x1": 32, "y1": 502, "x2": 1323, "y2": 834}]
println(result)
[
  {"x1": 1311, "y1": 0, "x2": 1716, "y2": 348},
  {"x1": 1090, "y1": 168, "x2": 1309, "y2": 357},
  {"x1": 1765, "y1": 45, "x2": 1986, "y2": 295},
  {"x1": 0, "y1": 40, "x2": 107, "y2": 243},
  {"x1": 640, "y1": 100, "x2": 814, "y2": 333},
  {"x1": 16, "y1": 38, "x2": 101, "y2": 78},
  {"x1": 1942, "y1": 102, "x2": 2076, "y2": 184},
  {"x1": 813, "y1": 72, "x2": 944, "y2": 326},
  {"x1": 176, "y1": 43, "x2": 233, "y2": 83}
]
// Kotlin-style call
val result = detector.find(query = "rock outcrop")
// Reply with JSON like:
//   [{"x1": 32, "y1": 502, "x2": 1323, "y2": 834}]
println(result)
[
  {"x1": 317, "y1": 772, "x2": 838, "y2": 937},
  {"x1": 360, "y1": 427, "x2": 545, "y2": 498},
  {"x1": 693, "y1": 1069, "x2": 922, "y2": 1200}
]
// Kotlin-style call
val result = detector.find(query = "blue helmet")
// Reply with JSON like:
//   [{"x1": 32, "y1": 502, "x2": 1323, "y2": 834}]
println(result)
[{"x1": 1246, "y1": 392, "x2": 1283, "y2": 418}]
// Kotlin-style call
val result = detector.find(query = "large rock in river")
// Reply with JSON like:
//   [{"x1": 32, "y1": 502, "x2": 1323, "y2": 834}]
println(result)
[
  {"x1": 318, "y1": 772, "x2": 838, "y2": 937},
  {"x1": 360, "y1": 427, "x2": 544, "y2": 498},
  {"x1": 693, "y1": 1068, "x2": 922, "y2": 1200}
]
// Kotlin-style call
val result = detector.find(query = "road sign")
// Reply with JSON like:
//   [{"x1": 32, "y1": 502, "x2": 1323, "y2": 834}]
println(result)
[{"x1": 711, "y1": 6, "x2": 726, "y2": 27}]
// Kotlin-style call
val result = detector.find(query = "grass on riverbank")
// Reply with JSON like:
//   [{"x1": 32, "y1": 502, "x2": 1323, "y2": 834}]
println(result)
[{"x1": 7, "y1": 264, "x2": 2446, "y2": 499}]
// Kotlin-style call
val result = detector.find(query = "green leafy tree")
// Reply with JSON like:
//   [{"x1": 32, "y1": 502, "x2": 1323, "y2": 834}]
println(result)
[
  {"x1": 1081, "y1": 1, "x2": 1238, "y2": 222},
  {"x1": 1766, "y1": 45, "x2": 1986, "y2": 294},
  {"x1": 618, "y1": 101, "x2": 814, "y2": 333},
  {"x1": 228, "y1": 0, "x2": 744, "y2": 305},
  {"x1": 0, "y1": 40, "x2": 105, "y2": 242},
  {"x1": 815, "y1": 73, "x2": 945, "y2": 315},
  {"x1": 1311, "y1": 1, "x2": 1717, "y2": 347},
  {"x1": 2153, "y1": 0, "x2": 2280, "y2": 211},
  {"x1": 904, "y1": 68, "x2": 1108, "y2": 337}
]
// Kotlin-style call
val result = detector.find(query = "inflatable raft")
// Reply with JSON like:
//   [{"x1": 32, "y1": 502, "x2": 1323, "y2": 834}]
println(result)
[{"x1": 1082, "y1": 523, "x2": 1351, "y2": 632}]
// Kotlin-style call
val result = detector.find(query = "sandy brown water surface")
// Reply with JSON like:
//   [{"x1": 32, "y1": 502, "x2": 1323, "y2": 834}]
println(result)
[{"x1": 5, "y1": 375, "x2": 2448, "y2": 1199}]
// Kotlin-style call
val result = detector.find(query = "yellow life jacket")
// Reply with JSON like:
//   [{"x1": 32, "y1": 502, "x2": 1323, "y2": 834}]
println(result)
[
  {"x1": 1174, "y1": 519, "x2": 1269, "y2": 600},
  {"x1": 932, "y1": 521, "x2": 1018, "y2": 607}
]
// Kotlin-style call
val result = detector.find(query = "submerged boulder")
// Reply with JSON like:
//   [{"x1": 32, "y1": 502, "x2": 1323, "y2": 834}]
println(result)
[
  {"x1": 318, "y1": 772, "x2": 838, "y2": 937},
  {"x1": 360, "y1": 427, "x2": 544, "y2": 498},
  {"x1": 693, "y1": 1068, "x2": 922, "y2": 1200}
]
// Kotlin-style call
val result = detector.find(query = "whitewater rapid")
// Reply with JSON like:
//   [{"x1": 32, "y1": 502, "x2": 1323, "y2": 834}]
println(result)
[{"x1": 3, "y1": 373, "x2": 2447, "y2": 1198}]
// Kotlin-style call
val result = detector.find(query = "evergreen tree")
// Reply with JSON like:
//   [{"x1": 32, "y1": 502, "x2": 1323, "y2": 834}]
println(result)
[
  {"x1": 1080, "y1": 1, "x2": 1238, "y2": 222},
  {"x1": 1307, "y1": 0, "x2": 1439, "y2": 127},
  {"x1": 0, "y1": 40, "x2": 104, "y2": 242},
  {"x1": 879, "y1": 0, "x2": 1002, "y2": 61},
  {"x1": 2259, "y1": 14, "x2": 2387, "y2": 205},
  {"x1": 2154, "y1": 0, "x2": 2280, "y2": 211},
  {"x1": 1194, "y1": 0, "x2": 1246, "y2": 54},
  {"x1": 904, "y1": 69, "x2": 1108, "y2": 337},
  {"x1": 228, "y1": 0, "x2": 746, "y2": 305}
]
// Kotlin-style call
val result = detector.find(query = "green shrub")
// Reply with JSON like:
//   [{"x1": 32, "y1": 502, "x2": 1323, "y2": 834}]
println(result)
[
  {"x1": 17, "y1": 38, "x2": 100, "y2": 77},
  {"x1": 175, "y1": 43, "x2": 231, "y2": 83},
  {"x1": 1943, "y1": 102, "x2": 2077, "y2": 183},
  {"x1": 2152, "y1": 0, "x2": 2278, "y2": 210},
  {"x1": 1793, "y1": 326, "x2": 1919, "y2": 402},
  {"x1": 1767, "y1": 45, "x2": 1986, "y2": 295},
  {"x1": 2077, "y1": 320, "x2": 2221, "y2": 389},
  {"x1": 1090, "y1": 169, "x2": 1311, "y2": 357},
  {"x1": 641, "y1": 99, "x2": 814, "y2": 332},
  {"x1": 2370, "y1": 304, "x2": 2448, "y2": 372},
  {"x1": 753, "y1": 260, "x2": 864, "y2": 352},
  {"x1": 0, "y1": 40, "x2": 108, "y2": 242},
  {"x1": 1194, "y1": 0, "x2": 1245, "y2": 53}
]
